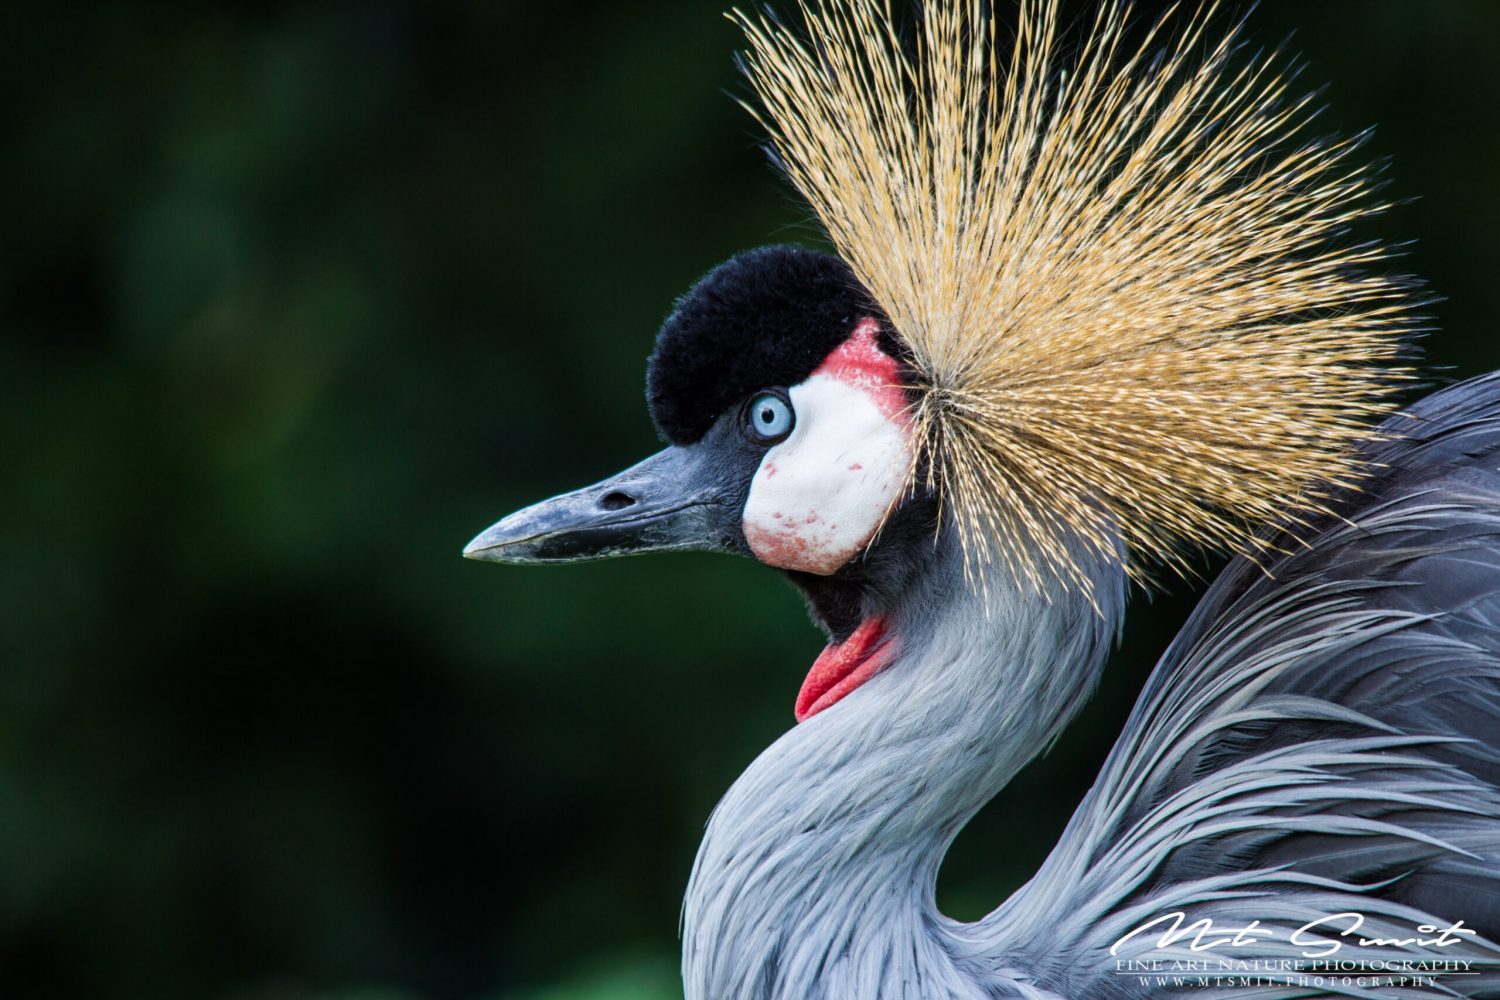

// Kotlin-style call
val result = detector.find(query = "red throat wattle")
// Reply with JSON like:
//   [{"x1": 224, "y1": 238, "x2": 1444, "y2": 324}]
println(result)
[{"x1": 794, "y1": 617, "x2": 897, "y2": 722}]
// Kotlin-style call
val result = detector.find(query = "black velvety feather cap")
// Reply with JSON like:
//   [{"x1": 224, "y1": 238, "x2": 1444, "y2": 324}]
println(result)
[{"x1": 647, "y1": 245, "x2": 884, "y2": 444}]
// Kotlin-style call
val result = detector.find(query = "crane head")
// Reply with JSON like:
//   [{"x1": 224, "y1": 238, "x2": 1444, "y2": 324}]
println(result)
[
  {"x1": 463, "y1": 248, "x2": 928, "y2": 569},
  {"x1": 465, "y1": 246, "x2": 935, "y2": 719}
]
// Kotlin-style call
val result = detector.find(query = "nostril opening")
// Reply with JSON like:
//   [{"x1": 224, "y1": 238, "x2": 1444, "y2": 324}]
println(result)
[{"x1": 600, "y1": 491, "x2": 637, "y2": 512}]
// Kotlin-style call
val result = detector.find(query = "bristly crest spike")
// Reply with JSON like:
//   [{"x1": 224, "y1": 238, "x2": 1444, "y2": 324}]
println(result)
[{"x1": 732, "y1": 0, "x2": 1417, "y2": 594}]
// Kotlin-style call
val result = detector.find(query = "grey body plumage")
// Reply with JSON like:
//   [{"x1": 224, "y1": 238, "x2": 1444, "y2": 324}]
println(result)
[{"x1": 687, "y1": 376, "x2": 1500, "y2": 999}]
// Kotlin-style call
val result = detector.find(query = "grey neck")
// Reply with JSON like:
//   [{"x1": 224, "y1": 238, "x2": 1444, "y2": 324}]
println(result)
[{"x1": 681, "y1": 540, "x2": 1125, "y2": 1000}]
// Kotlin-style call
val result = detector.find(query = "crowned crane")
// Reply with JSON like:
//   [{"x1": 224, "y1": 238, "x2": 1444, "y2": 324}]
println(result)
[{"x1": 466, "y1": 2, "x2": 1500, "y2": 997}]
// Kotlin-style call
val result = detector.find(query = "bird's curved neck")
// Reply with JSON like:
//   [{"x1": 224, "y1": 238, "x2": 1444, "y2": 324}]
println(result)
[{"x1": 682, "y1": 543, "x2": 1124, "y2": 1000}]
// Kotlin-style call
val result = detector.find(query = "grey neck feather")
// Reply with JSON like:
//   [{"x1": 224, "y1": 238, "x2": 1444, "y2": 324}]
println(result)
[{"x1": 682, "y1": 536, "x2": 1126, "y2": 1000}]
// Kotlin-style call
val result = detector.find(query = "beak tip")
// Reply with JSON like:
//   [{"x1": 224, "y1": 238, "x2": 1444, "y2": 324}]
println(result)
[
  {"x1": 462, "y1": 527, "x2": 507, "y2": 562},
  {"x1": 463, "y1": 544, "x2": 504, "y2": 564}
]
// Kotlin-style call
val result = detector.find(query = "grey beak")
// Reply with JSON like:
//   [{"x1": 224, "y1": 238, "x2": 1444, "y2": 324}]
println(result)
[{"x1": 463, "y1": 445, "x2": 742, "y2": 564}]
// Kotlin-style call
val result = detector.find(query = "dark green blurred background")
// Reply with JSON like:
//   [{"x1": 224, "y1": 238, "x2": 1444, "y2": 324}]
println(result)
[{"x1": 3, "y1": 2, "x2": 1497, "y2": 998}]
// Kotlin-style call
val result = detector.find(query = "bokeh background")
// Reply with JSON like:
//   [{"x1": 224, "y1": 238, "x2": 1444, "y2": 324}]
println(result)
[{"x1": 3, "y1": 1, "x2": 1498, "y2": 997}]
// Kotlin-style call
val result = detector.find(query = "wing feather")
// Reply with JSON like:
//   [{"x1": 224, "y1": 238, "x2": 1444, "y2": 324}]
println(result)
[{"x1": 962, "y1": 374, "x2": 1500, "y2": 998}]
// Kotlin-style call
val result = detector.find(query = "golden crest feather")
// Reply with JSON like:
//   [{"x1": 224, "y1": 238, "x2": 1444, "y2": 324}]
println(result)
[{"x1": 731, "y1": 0, "x2": 1415, "y2": 592}]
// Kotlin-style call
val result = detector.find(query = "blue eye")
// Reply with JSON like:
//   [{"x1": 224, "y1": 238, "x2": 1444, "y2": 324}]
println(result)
[{"x1": 745, "y1": 391, "x2": 795, "y2": 444}]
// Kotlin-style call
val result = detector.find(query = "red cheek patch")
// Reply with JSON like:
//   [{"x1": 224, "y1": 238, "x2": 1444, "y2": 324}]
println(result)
[
  {"x1": 744, "y1": 521, "x2": 843, "y2": 575},
  {"x1": 813, "y1": 318, "x2": 908, "y2": 422}
]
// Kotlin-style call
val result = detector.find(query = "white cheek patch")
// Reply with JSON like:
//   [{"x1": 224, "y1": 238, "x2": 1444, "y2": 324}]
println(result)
[{"x1": 742, "y1": 375, "x2": 912, "y2": 575}]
